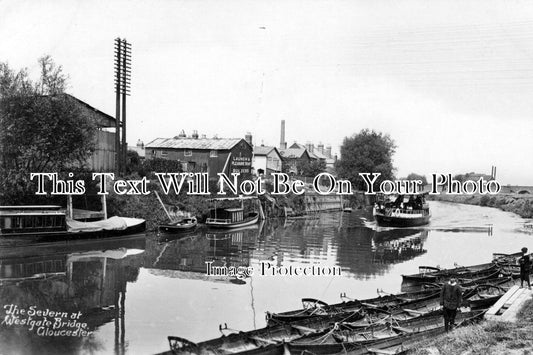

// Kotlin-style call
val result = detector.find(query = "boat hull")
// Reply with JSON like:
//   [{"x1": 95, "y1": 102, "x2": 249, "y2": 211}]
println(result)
[
  {"x1": 0, "y1": 218, "x2": 146, "y2": 242},
  {"x1": 205, "y1": 214, "x2": 259, "y2": 229},
  {"x1": 374, "y1": 213, "x2": 430, "y2": 227},
  {"x1": 158, "y1": 218, "x2": 197, "y2": 233}
]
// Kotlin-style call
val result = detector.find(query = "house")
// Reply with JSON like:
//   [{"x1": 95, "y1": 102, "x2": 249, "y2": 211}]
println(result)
[
  {"x1": 128, "y1": 139, "x2": 146, "y2": 159},
  {"x1": 279, "y1": 148, "x2": 311, "y2": 175},
  {"x1": 252, "y1": 145, "x2": 282, "y2": 176},
  {"x1": 287, "y1": 142, "x2": 336, "y2": 173},
  {"x1": 145, "y1": 132, "x2": 253, "y2": 179}
]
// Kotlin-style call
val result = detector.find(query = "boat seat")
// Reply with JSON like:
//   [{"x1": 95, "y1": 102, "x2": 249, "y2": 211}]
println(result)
[
  {"x1": 403, "y1": 308, "x2": 424, "y2": 315},
  {"x1": 248, "y1": 336, "x2": 278, "y2": 345},
  {"x1": 391, "y1": 326, "x2": 413, "y2": 334},
  {"x1": 367, "y1": 349, "x2": 397, "y2": 355},
  {"x1": 291, "y1": 325, "x2": 316, "y2": 334}
]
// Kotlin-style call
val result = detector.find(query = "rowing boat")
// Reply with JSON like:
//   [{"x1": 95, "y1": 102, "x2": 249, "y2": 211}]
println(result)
[
  {"x1": 402, "y1": 262, "x2": 503, "y2": 284},
  {"x1": 266, "y1": 288, "x2": 441, "y2": 324},
  {"x1": 159, "y1": 217, "x2": 198, "y2": 233},
  {"x1": 164, "y1": 311, "x2": 360, "y2": 355},
  {"x1": 288, "y1": 310, "x2": 485, "y2": 355}
]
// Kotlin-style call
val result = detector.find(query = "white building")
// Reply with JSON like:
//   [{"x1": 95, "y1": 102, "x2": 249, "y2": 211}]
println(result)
[{"x1": 253, "y1": 145, "x2": 282, "y2": 176}]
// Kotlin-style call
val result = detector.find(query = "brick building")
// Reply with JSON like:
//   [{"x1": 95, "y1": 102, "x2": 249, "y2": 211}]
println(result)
[{"x1": 145, "y1": 133, "x2": 253, "y2": 178}]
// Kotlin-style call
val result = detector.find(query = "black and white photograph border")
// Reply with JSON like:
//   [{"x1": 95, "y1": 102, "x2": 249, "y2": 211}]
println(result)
[{"x1": 1, "y1": 1, "x2": 533, "y2": 354}]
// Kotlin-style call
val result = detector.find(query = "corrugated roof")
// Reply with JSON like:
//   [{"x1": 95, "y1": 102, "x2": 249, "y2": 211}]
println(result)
[{"x1": 146, "y1": 137, "x2": 245, "y2": 150}]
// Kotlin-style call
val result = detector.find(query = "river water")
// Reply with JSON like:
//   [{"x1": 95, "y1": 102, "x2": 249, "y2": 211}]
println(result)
[{"x1": 0, "y1": 201, "x2": 531, "y2": 354}]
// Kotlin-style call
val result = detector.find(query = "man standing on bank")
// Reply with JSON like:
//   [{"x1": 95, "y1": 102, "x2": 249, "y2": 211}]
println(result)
[
  {"x1": 440, "y1": 277, "x2": 462, "y2": 332},
  {"x1": 519, "y1": 247, "x2": 531, "y2": 289}
]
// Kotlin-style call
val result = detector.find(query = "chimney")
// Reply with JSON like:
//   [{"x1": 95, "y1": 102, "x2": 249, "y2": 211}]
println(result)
[
  {"x1": 192, "y1": 130, "x2": 199, "y2": 139},
  {"x1": 305, "y1": 142, "x2": 314, "y2": 153},
  {"x1": 136, "y1": 139, "x2": 144, "y2": 149},
  {"x1": 245, "y1": 132, "x2": 253, "y2": 147},
  {"x1": 326, "y1": 145, "x2": 332, "y2": 158},
  {"x1": 201, "y1": 134, "x2": 207, "y2": 139},
  {"x1": 178, "y1": 129, "x2": 186, "y2": 138},
  {"x1": 317, "y1": 143, "x2": 324, "y2": 155},
  {"x1": 280, "y1": 120, "x2": 286, "y2": 150}
]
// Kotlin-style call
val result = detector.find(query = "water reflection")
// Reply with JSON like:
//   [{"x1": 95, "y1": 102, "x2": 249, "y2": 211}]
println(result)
[
  {"x1": 0, "y1": 236, "x2": 145, "y2": 355},
  {"x1": 144, "y1": 211, "x2": 430, "y2": 282},
  {"x1": 3, "y1": 204, "x2": 501, "y2": 354}
]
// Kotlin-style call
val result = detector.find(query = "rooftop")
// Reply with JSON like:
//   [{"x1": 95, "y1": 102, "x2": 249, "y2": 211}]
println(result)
[
  {"x1": 146, "y1": 137, "x2": 248, "y2": 150},
  {"x1": 279, "y1": 148, "x2": 308, "y2": 159},
  {"x1": 253, "y1": 145, "x2": 280, "y2": 156}
]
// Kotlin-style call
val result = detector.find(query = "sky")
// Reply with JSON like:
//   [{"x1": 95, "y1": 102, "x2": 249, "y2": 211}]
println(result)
[{"x1": 1, "y1": 0, "x2": 532, "y2": 185}]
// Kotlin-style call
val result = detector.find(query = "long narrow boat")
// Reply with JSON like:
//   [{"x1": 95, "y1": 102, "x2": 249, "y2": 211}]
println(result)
[
  {"x1": 288, "y1": 310, "x2": 485, "y2": 355},
  {"x1": 342, "y1": 284, "x2": 479, "y2": 330},
  {"x1": 0, "y1": 205, "x2": 145, "y2": 241},
  {"x1": 402, "y1": 262, "x2": 502, "y2": 283},
  {"x1": 163, "y1": 311, "x2": 360, "y2": 355},
  {"x1": 266, "y1": 287, "x2": 441, "y2": 324}
]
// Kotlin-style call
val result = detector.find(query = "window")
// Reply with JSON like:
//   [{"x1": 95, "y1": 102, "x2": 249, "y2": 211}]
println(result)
[
  {"x1": 210, "y1": 150, "x2": 218, "y2": 157},
  {"x1": 184, "y1": 150, "x2": 192, "y2": 157},
  {"x1": 161, "y1": 151, "x2": 168, "y2": 156}
]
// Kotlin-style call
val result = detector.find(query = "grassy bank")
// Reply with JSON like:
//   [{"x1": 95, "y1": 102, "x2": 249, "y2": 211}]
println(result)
[
  {"x1": 431, "y1": 193, "x2": 533, "y2": 219},
  {"x1": 410, "y1": 299, "x2": 533, "y2": 354}
]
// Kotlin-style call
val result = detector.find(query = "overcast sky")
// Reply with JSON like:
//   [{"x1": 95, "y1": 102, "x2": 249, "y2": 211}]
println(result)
[{"x1": 1, "y1": 0, "x2": 532, "y2": 185}]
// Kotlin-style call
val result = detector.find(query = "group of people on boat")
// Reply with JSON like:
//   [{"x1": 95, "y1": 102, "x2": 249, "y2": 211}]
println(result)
[{"x1": 383, "y1": 194, "x2": 425, "y2": 211}]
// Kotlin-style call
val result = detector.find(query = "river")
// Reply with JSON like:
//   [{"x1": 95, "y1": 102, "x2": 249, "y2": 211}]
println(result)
[{"x1": 0, "y1": 201, "x2": 531, "y2": 354}]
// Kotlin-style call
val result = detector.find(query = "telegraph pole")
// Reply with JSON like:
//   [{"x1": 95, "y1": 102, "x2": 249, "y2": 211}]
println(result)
[{"x1": 114, "y1": 38, "x2": 132, "y2": 175}]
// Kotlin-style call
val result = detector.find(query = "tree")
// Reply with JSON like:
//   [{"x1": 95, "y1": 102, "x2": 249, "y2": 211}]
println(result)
[
  {"x1": 0, "y1": 57, "x2": 96, "y2": 204},
  {"x1": 296, "y1": 159, "x2": 326, "y2": 177},
  {"x1": 405, "y1": 173, "x2": 428, "y2": 186},
  {"x1": 336, "y1": 129, "x2": 396, "y2": 190}
]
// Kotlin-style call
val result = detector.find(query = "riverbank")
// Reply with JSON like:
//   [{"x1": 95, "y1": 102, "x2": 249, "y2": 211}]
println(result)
[
  {"x1": 431, "y1": 193, "x2": 533, "y2": 219},
  {"x1": 104, "y1": 176, "x2": 363, "y2": 230},
  {"x1": 410, "y1": 298, "x2": 533, "y2": 354}
]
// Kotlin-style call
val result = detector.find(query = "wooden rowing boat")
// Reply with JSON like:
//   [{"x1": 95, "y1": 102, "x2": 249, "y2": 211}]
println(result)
[
  {"x1": 164, "y1": 311, "x2": 360, "y2": 355},
  {"x1": 402, "y1": 262, "x2": 501, "y2": 284},
  {"x1": 159, "y1": 217, "x2": 198, "y2": 233},
  {"x1": 266, "y1": 288, "x2": 441, "y2": 324},
  {"x1": 288, "y1": 310, "x2": 485, "y2": 355},
  {"x1": 468, "y1": 284, "x2": 509, "y2": 309}
]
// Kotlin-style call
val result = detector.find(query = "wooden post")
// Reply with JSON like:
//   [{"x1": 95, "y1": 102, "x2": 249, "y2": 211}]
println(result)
[
  {"x1": 114, "y1": 38, "x2": 122, "y2": 176},
  {"x1": 154, "y1": 191, "x2": 173, "y2": 222},
  {"x1": 121, "y1": 43, "x2": 127, "y2": 175},
  {"x1": 101, "y1": 193, "x2": 107, "y2": 220},
  {"x1": 67, "y1": 195, "x2": 73, "y2": 219}
]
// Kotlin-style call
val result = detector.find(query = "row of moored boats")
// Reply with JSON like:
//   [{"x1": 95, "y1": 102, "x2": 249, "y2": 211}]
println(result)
[{"x1": 160, "y1": 253, "x2": 525, "y2": 355}]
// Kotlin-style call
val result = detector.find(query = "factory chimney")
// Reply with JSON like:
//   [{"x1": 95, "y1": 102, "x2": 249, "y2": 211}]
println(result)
[{"x1": 280, "y1": 120, "x2": 287, "y2": 150}]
